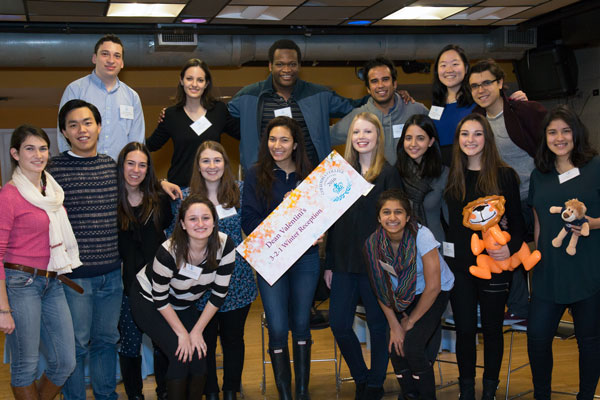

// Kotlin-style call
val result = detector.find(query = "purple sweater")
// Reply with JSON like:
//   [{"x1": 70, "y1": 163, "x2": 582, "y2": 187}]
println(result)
[{"x1": 0, "y1": 184, "x2": 50, "y2": 279}]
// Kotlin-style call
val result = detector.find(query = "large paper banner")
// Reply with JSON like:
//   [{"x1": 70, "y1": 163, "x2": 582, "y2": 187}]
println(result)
[{"x1": 237, "y1": 150, "x2": 374, "y2": 285}]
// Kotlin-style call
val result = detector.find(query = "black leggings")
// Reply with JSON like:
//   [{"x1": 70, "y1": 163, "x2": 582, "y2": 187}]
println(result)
[
  {"x1": 203, "y1": 304, "x2": 251, "y2": 393},
  {"x1": 130, "y1": 287, "x2": 206, "y2": 380},
  {"x1": 450, "y1": 269, "x2": 511, "y2": 380},
  {"x1": 391, "y1": 291, "x2": 450, "y2": 375}
]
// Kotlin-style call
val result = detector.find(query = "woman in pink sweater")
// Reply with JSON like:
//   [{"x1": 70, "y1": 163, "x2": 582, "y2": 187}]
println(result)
[{"x1": 0, "y1": 125, "x2": 81, "y2": 400}]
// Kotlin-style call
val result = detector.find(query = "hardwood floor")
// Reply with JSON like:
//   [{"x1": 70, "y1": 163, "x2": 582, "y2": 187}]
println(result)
[{"x1": 0, "y1": 299, "x2": 592, "y2": 399}]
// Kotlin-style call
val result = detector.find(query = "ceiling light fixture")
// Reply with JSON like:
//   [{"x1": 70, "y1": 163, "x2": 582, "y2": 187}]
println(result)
[
  {"x1": 107, "y1": 3, "x2": 186, "y2": 17},
  {"x1": 384, "y1": 6, "x2": 466, "y2": 20}
]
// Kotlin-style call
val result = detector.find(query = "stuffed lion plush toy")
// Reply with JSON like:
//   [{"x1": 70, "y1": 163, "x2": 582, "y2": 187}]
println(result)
[
  {"x1": 550, "y1": 198, "x2": 589, "y2": 256},
  {"x1": 462, "y1": 195, "x2": 541, "y2": 279}
]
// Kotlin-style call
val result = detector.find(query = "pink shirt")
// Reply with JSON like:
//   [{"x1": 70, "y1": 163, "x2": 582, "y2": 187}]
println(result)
[{"x1": 0, "y1": 184, "x2": 50, "y2": 279}]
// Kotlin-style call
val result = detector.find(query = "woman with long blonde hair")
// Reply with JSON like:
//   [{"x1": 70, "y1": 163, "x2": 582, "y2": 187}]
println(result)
[{"x1": 325, "y1": 112, "x2": 401, "y2": 399}]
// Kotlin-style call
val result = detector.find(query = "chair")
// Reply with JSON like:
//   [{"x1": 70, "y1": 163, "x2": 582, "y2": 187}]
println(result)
[
  {"x1": 504, "y1": 320, "x2": 600, "y2": 400},
  {"x1": 260, "y1": 310, "x2": 340, "y2": 394}
]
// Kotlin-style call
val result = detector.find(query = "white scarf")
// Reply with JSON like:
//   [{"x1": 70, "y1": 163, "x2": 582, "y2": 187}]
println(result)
[{"x1": 12, "y1": 167, "x2": 82, "y2": 274}]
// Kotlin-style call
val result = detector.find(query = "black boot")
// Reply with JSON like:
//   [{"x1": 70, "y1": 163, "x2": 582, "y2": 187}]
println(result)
[
  {"x1": 362, "y1": 385, "x2": 384, "y2": 400},
  {"x1": 412, "y1": 368, "x2": 437, "y2": 400},
  {"x1": 205, "y1": 393, "x2": 220, "y2": 400},
  {"x1": 293, "y1": 340, "x2": 312, "y2": 400},
  {"x1": 119, "y1": 354, "x2": 145, "y2": 400},
  {"x1": 153, "y1": 347, "x2": 169, "y2": 400},
  {"x1": 222, "y1": 391, "x2": 237, "y2": 400},
  {"x1": 354, "y1": 382, "x2": 366, "y2": 400},
  {"x1": 269, "y1": 347, "x2": 293, "y2": 400},
  {"x1": 396, "y1": 369, "x2": 419, "y2": 400},
  {"x1": 167, "y1": 378, "x2": 188, "y2": 400},
  {"x1": 458, "y1": 377, "x2": 475, "y2": 400},
  {"x1": 481, "y1": 378, "x2": 499, "y2": 400},
  {"x1": 187, "y1": 375, "x2": 206, "y2": 400}
]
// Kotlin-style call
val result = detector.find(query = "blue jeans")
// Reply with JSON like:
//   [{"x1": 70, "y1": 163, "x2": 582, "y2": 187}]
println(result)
[
  {"x1": 62, "y1": 268, "x2": 122, "y2": 400},
  {"x1": 527, "y1": 291, "x2": 600, "y2": 400},
  {"x1": 257, "y1": 250, "x2": 320, "y2": 349},
  {"x1": 5, "y1": 269, "x2": 76, "y2": 387},
  {"x1": 329, "y1": 271, "x2": 389, "y2": 387}
]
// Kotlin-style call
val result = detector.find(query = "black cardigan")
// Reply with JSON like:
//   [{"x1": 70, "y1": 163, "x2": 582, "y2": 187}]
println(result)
[
  {"x1": 146, "y1": 102, "x2": 240, "y2": 186},
  {"x1": 326, "y1": 163, "x2": 402, "y2": 274}
]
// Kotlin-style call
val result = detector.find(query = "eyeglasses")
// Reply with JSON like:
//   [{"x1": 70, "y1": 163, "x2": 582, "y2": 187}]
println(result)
[{"x1": 470, "y1": 79, "x2": 499, "y2": 91}]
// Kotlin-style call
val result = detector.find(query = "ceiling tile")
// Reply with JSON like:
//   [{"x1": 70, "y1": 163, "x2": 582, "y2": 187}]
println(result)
[
  {"x1": 491, "y1": 18, "x2": 528, "y2": 24},
  {"x1": 448, "y1": 6, "x2": 531, "y2": 19},
  {"x1": 373, "y1": 18, "x2": 495, "y2": 25},
  {"x1": 230, "y1": 0, "x2": 303, "y2": 4},
  {"x1": 303, "y1": 0, "x2": 379, "y2": 5},
  {"x1": 412, "y1": 0, "x2": 480, "y2": 5},
  {"x1": 510, "y1": 0, "x2": 579, "y2": 18},
  {"x1": 286, "y1": 5, "x2": 366, "y2": 19},
  {"x1": 352, "y1": 0, "x2": 413, "y2": 19},
  {"x1": 27, "y1": 1, "x2": 106, "y2": 16},
  {"x1": 179, "y1": 0, "x2": 230, "y2": 17},
  {"x1": 479, "y1": 0, "x2": 549, "y2": 5},
  {"x1": 29, "y1": 15, "x2": 177, "y2": 22},
  {"x1": 0, "y1": 0, "x2": 25, "y2": 13}
]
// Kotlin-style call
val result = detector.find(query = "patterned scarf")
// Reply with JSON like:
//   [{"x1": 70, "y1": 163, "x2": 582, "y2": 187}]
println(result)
[
  {"x1": 364, "y1": 225, "x2": 417, "y2": 313},
  {"x1": 402, "y1": 161, "x2": 433, "y2": 226}
]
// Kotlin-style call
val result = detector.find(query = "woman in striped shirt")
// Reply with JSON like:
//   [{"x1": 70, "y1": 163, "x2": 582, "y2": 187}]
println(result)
[{"x1": 130, "y1": 194, "x2": 235, "y2": 400}]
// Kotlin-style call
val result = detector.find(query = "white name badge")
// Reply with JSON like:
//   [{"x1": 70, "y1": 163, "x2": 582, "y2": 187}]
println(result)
[
  {"x1": 442, "y1": 242, "x2": 455, "y2": 258},
  {"x1": 558, "y1": 167, "x2": 580, "y2": 184},
  {"x1": 274, "y1": 107, "x2": 293, "y2": 118},
  {"x1": 120, "y1": 105, "x2": 134, "y2": 120},
  {"x1": 428, "y1": 106, "x2": 445, "y2": 120},
  {"x1": 216, "y1": 205, "x2": 237, "y2": 220},
  {"x1": 379, "y1": 260, "x2": 397, "y2": 277},
  {"x1": 190, "y1": 116, "x2": 213, "y2": 136},
  {"x1": 392, "y1": 124, "x2": 404, "y2": 139},
  {"x1": 179, "y1": 263, "x2": 202, "y2": 280}
]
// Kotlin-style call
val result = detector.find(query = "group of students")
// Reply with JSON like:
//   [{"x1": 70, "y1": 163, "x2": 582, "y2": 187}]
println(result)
[{"x1": 0, "y1": 39, "x2": 598, "y2": 400}]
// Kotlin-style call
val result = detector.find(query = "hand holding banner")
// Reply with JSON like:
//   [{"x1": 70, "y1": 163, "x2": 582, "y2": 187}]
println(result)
[{"x1": 237, "y1": 150, "x2": 373, "y2": 285}]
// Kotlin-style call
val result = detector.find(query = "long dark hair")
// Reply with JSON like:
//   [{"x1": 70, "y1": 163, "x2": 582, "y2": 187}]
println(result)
[
  {"x1": 189, "y1": 141, "x2": 240, "y2": 209},
  {"x1": 376, "y1": 189, "x2": 418, "y2": 237},
  {"x1": 432, "y1": 44, "x2": 472, "y2": 108},
  {"x1": 117, "y1": 142, "x2": 163, "y2": 231},
  {"x1": 254, "y1": 116, "x2": 311, "y2": 206},
  {"x1": 174, "y1": 58, "x2": 216, "y2": 109},
  {"x1": 535, "y1": 105, "x2": 597, "y2": 173},
  {"x1": 445, "y1": 113, "x2": 513, "y2": 201},
  {"x1": 170, "y1": 194, "x2": 220, "y2": 272},
  {"x1": 396, "y1": 114, "x2": 443, "y2": 179}
]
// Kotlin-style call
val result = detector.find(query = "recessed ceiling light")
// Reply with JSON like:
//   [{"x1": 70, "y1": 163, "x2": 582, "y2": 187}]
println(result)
[
  {"x1": 182, "y1": 18, "x2": 207, "y2": 23},
  {"x1": 347, "y1": 20, "x2": 372, "y2": 25},
  {"x1": 384, "y1": 6, "x2": 466, "y2": 20},
  {"x1": 107, "y1": 3, "x2": 186, "y2": 17}
]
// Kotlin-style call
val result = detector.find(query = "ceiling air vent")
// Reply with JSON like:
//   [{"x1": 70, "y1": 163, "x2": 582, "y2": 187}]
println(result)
[
  {"x1": 155, "y1": 25, "x2": 198, "y2": 51},
  {"x1": 489, "y1": 27, "x2": 537, "y2": 51}
]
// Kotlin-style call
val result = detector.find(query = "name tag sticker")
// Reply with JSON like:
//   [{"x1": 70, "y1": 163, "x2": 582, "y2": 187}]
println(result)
[
  {"x1": 558, "y1": 167, "x2": 580, "y2": 184},
  {"x1": 379, "y1": 260, "x2": 397, "y2": 277},
  {"x1": 216, "y1": 205, "x2": 237, "y2": 220},
  {"x1": 120, "y1": 105, "x2": 134, "y2": 120},
  {"x1": 274, "y1": 107, "x2": 293, "y2": 118},
  {"x1": 392, "y1": 124, "x2": 404, "y2": 139},
  {"x1": 180, "y1": 263, "x2": 201, "y2": 280},
  {"x1": 190, "y1": 116, "x2": 213, "y2": 136},
  {"x1": 429, "y1": 106, "x2": 445, "y2": 120},
  {"x1": 442, "y1": 242, "x2": 455, "y2": 258}
]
